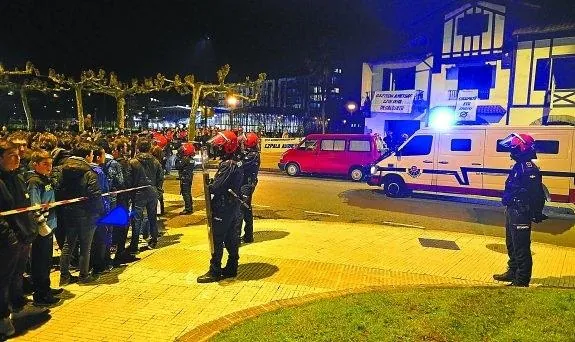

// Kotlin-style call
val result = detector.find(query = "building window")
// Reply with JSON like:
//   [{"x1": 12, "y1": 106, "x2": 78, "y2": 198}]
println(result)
[
  {"x1": 535, "y1": 56, "x2": 575, "y2": 91},
  {"x1": 321, "y1": 140, "x2": 345, "y2": 151},
  {"x1": 450, "y1": 139, "x2": 472, "y2": 152},
  {"x1": 458, "y1": 64, "x2": 495, "y2": 99},
  {"x1": 399, "y1": 135, "x2": 433, "y2": 156},
  {"x1": 457, "y1": 13, "x2": 489, "y2": 36},
  {"x1": 334, "y1": 68, "x2": 342, "y2": 74},
  {"x1": 331, "y1": 88, "x2": 340, "y2": 94},
  {"x1": 534, "y1": 58, "x2": 551, "y2": 91},
  {"x1": 349, "y1": 140, "x2": 371, "y2": 152},
  {"x1": 393, "y1": 67, "x2": 416, "y2": 90}
]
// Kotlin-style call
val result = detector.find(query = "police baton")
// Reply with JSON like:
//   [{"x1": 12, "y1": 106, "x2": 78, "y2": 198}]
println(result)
[{"x1": 227, "y1": 189, "x2": 251, "y2": 209}]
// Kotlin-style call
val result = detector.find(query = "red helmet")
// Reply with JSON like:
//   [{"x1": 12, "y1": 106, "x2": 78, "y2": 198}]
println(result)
[
  {"x1": 208, "y1": 130, "x2": 238, "y2": 154},
  {"x1": 152, "y1": 133, "x2": 168, "y2": 148},
  {"x1": 499, "y1": 133, "x2": 536, "y2": 158},
  {"x1": 177, "y1": 131, "x2": 188, "y2": 140},
  {"x1": 180, "y1": 142, "x2": 196, "y2": 157},
  {"x1": 244, "y1": 132, "x2": 259, "y2": 148}
]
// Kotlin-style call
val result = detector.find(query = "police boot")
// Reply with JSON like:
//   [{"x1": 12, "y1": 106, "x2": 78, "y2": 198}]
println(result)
[
  {"x1": 221, "y1": 265, "x2": 238, "y2": 279},
  {"x1": 493, "y1": 270, "x2": 515, "y2": 282},
  {"x1": 196, "y1": 271, "x2": 222, "y2": 283}
]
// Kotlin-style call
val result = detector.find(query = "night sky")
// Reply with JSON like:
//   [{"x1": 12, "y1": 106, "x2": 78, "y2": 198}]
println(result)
[{"x1": 0, "y1": 0, "x2": 573, "y2": 96}]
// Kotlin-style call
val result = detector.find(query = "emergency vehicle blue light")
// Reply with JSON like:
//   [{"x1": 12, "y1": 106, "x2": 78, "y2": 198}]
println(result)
[
  {"x1": 429, "y1": 108, "x2": 455, "y2": 130},
  {"x1": 97, "y1": 206, "x2": 130, "y2": 226}
]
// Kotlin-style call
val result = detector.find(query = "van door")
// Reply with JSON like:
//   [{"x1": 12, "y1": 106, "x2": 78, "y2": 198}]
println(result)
[
  {"x1": 297, "y1": 138, "x2": 320, "y2": 173},
  {"x1": 435, "y1": 131, "x2": 485, "y2": 195},
  {"x1": 316, "y1": 138, "x2": 347, "y2": 175},
  {"x1": 395, "y1": 133, "x2": 437, "y2": 191}
]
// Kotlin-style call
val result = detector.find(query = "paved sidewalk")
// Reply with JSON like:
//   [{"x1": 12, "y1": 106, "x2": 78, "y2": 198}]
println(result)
[{"x1": 12, "y1": 203, "x2": 575, "y2": 341}]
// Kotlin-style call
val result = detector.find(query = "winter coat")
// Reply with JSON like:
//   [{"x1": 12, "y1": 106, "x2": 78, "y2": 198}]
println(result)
[
  {"x1": 26, "y1": 171, "x2": 57, "y2": 229},
  {"x1": 58, "y1": 156, "x2": 103, "y2": 219},
  {"x1": 0, "y1": 168, "x2": 39, "y2": 245}
]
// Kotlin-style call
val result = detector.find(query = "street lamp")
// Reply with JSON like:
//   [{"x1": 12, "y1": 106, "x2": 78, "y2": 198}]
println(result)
[
  {"x1": 346, "y1": 101, "x2": 358, "y2": 114},
  {"x1": 226, "y1": 95, "x2": 238, "y2": 129}
]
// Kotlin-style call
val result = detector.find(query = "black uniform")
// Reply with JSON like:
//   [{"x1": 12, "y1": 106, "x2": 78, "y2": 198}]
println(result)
[
  {"x1": 206, "y1": 159, "x2": 243, "y2": 279},
  {"x1": 238, "y1": 149, "x2": 260, "y2": 242},
  {"x1": 175, "y1": 152, "x2": 194, "y2": 213},
  {"x1": 501, "y1": 159, "x2": 542, "y2": 286}
]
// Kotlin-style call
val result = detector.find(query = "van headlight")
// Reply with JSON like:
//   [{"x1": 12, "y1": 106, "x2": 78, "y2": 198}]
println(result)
[{"x1": 370, "y1": 166, "x2": 377, "y2": 174}]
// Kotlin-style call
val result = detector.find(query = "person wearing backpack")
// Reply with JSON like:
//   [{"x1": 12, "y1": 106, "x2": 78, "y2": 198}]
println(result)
[{"x1": 493, "y1": 133, "x2": 547, "y2": 287}]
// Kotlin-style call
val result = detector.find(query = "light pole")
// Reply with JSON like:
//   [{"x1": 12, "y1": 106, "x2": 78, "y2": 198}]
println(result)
[
  {"x1": 345, "y1": 101, "x2": 357, "y2": 132},
  {"x1": 226, "y1": 95, "x2": 238, "y2": 130}
]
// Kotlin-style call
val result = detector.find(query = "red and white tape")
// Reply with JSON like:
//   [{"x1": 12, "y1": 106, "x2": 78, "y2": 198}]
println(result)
[{"x1": 0, "y1": 185, "x2": 151, "y2": 217}]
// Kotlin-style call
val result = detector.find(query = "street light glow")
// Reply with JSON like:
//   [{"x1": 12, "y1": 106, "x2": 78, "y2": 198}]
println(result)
[
  {"x1": 226, "y1": 95, "x2": 238, "y2": 107},
  {"x1": 346, "y1": 103, "x2": 357, "y2": 112}
]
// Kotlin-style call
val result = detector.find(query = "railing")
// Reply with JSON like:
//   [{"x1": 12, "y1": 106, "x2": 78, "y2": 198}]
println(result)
[{"x1": 448, "y1": 90, "x2": 458, "y2": 100}]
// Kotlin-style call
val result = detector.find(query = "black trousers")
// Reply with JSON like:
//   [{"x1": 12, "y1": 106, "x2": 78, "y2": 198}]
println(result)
[
  {"x1": 0, "y1": 242, "x2": 30, "y2": 318},
  {"x1": 505, "y1": 206, "x2": 533, "y2": 285},
  {"x1": 112, "y1": 199, "x2": 130, "y2": 258},
  {"x1": 180, "y1": 179, "x2": 193, "y2": 212},
  {"x1": 240, "y1": 184, "x2": 255, "y2": 239},
  {"x1": 209, "y1": 204, "x2": 241, "y2": 275},
  {"x1": 31, "y1": 233, "x2": 54, "y2": 298},
  {"x1": 91, "y1": 226, "x2": 112, "y2": 273}
]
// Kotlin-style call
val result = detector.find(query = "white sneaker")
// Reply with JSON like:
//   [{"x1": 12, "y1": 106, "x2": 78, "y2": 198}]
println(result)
[
  {"x1": 10, "y1": 305, "x2": 48, "y2": 319},
  {"x1": 0, "y1": 316, "x2": 15, "y2": 338}
]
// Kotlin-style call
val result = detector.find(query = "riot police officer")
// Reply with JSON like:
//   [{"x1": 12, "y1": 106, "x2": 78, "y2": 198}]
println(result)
[
  {"x1": 197, "y1": 131, "x2": 244, "y2": 283},
  {"x1": 237, "y1": 132, "x2": 261, "y2": 243},
  {"x1": 493, "y1": 133, "x2": 546, "y2": 287},
  {"x1": 175, "y1": 142, "x2": 195, "y2": 215}
]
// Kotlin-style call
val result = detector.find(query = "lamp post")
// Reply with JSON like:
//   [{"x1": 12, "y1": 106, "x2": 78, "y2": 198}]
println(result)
[
  {"x1": 226, "y1": 95, "x2": 238, "y2": 130},
  {"x1": 345, "y1": 101, "x2": 358, "y2": 133}
]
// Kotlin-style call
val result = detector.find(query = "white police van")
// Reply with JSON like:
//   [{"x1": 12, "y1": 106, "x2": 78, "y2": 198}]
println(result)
[{"x1": 368, "y1": 126, "x2": 575, "y2": 203}]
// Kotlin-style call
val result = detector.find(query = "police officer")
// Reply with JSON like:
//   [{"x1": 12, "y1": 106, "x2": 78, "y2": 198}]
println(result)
[
  {"x1": 237, "y1": 132, "x2": 261, "y2": 243},
  {"x1": 493, "y1": 133, "x2": 546, "y2": 287},
  {"x1": 197, "y1": 131, "x2": 244, "y2": 283},
  {"x1": 175, "y1": 142, "x2": 195, "y2": 215}
]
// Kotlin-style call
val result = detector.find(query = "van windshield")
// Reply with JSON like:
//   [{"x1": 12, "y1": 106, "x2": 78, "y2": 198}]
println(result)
[{"x1": 298, "y1": 139, "x2": 317, "y2": 151}]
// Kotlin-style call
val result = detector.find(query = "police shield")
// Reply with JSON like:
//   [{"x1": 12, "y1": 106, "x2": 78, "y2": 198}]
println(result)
[{"x1": 201, "y1": 146, "x2": 215, "y2": 254}]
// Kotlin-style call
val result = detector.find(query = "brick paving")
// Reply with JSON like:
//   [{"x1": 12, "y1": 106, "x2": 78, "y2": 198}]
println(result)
[{"x1": 10, "y1": 193, "x2": 575, "y2": 341}]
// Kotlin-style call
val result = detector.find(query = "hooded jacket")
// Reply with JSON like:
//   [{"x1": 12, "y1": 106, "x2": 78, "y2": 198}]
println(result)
[
  {"x1": 0, "y1": 168, "x2": 38, "y2": 245},
  {"x1": 130, "y1": 153, "x2": 163, "y2": 198},
  {"x1": 58, "y1": 156, "x2": 103, "y2": 219}
]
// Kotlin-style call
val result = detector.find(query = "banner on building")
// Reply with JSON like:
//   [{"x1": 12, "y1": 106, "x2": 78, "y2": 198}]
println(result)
[
  {"x1": 260, "y1": 138, "x2": 302, "y2": 153},
  {"x1": 371, "y1": 90, "x2": 417, "y2": 114},
  {"x1": 455, "y1": 89, "x2": 478, "y2": 121}
]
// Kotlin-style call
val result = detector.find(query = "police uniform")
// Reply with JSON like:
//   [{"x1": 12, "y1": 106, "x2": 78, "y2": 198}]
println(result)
[
  {"x1": 500, "y1": 160, "x2": 540, "y2": 286},
  {"x1": 175, "y1": 152, "x2": 194, "y2": 213},
  {"x1": 197, "y1": 158, "x2": 243, "y2": 283},
  {"x1": 238, "y1": 149, "x2": 260, "y2": 242}
]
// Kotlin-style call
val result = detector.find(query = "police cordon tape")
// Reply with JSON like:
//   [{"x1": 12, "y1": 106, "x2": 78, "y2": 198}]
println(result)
[{"x1": 0, "y1": 185, "x2": 152, "y2": 217}]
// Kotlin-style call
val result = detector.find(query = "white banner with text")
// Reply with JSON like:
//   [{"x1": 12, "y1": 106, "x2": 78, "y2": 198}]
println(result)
[
  {"x1": 260, "y1": 138, "x2": 302, "y2": 153},
  {"x1": 370, "y1": 90, "x2": 417, "y2": 114},
  {"x1": 455, "y1": 89, "x2": 478, "y2": 122}
]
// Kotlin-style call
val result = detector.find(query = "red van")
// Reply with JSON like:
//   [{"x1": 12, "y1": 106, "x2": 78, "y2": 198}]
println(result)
[{"x1": 278, "y1": 134, "x2": 385, "y2": 181}]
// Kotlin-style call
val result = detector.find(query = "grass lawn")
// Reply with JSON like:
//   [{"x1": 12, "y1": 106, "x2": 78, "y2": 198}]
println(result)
[{"x1": 213, "y1": 287, "x2": 575, "y2": 342}]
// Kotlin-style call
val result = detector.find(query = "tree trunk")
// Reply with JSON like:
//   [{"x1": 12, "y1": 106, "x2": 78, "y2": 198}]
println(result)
[
  {"x1": 187, "y1": 86, "x2": 201, "y2": 142},
  {"x1": 20, "y1": 88, "x2": 33, "y2": 130},
  {"x1": 75, "y1": 86, "x2": 85, "y2": 132},
  {"x1": 117, "y1": 96, "x2": 126, "y2": 132}
]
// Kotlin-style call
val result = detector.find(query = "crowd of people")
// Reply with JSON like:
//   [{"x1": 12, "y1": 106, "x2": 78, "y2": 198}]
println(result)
[{"x1": 0, "y1": 123, "x2": 263, "y2": 338}]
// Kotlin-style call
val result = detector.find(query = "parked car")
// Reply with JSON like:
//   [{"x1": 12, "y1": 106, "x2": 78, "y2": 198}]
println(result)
[
  {"x1": 368, "y1": 125, "x2": 575, "y2": 202},
  {"x1": 279, "y1": 134, "x2": 385, "y2": 181}
]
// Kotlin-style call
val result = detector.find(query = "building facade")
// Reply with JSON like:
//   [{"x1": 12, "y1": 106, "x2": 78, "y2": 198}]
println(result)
[{"x1": 362, "y1": 0, "x2": 575, "y2": 137}]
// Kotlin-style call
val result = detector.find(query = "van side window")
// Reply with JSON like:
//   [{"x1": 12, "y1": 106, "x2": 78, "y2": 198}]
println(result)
[
  {"x1": 496, "y1": 139, "x2": 559, "y2": 154},
  {"x1": 349, "y1": 140, "x2": 371, "y2": 152},
  {"x1": 399, "y1": 135, "x2": 433, "y2": 156},
  {"x1": 321, "y1": 140, "x2": 345, "y2": 151},
  {"x1": 451, "y1": 139, "x2": 472, "y2": 152}
]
